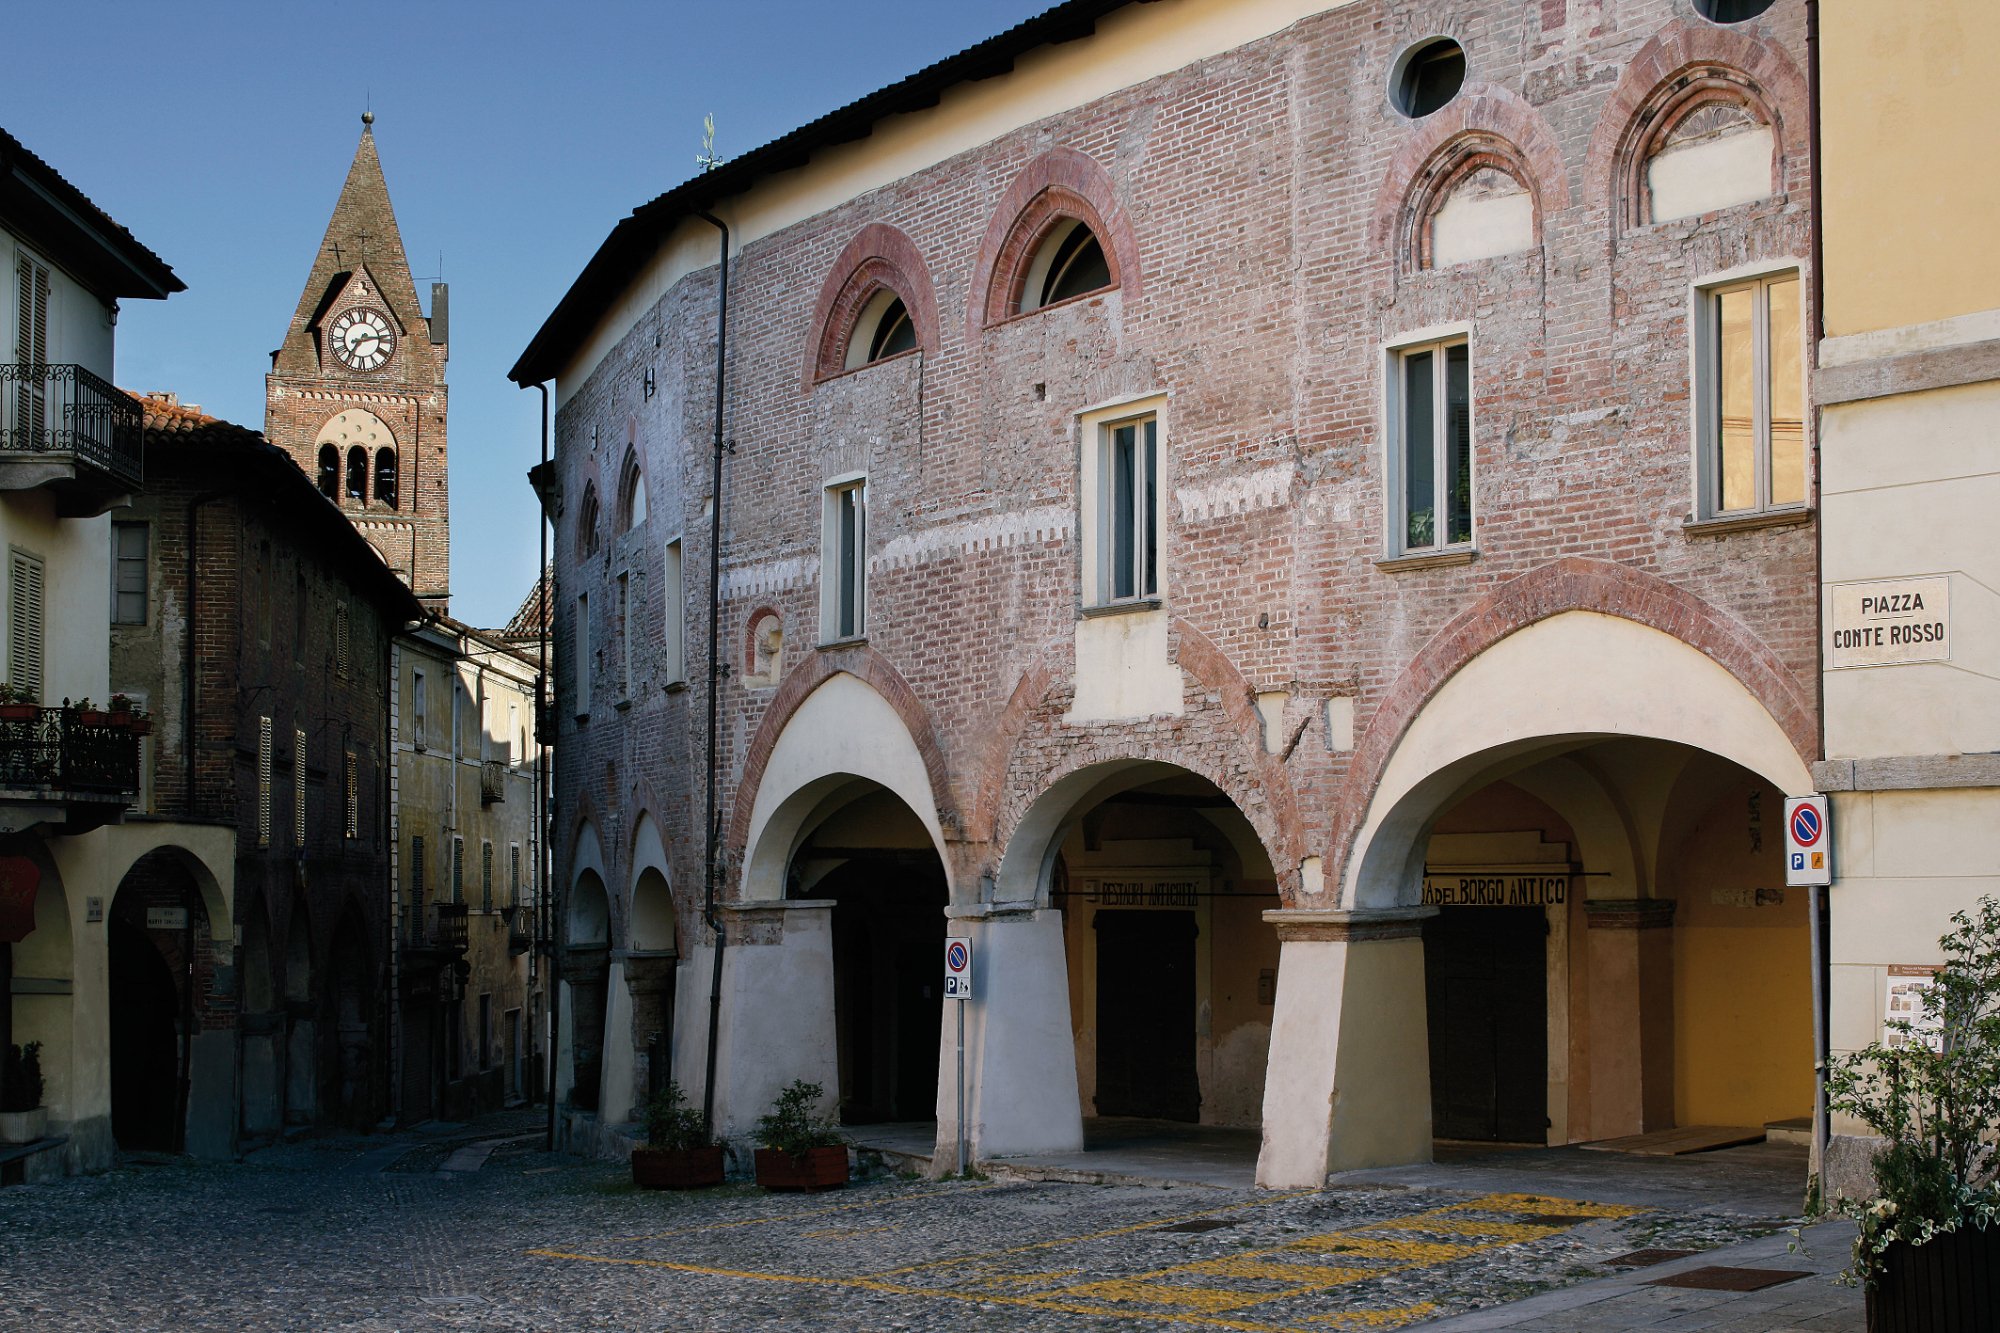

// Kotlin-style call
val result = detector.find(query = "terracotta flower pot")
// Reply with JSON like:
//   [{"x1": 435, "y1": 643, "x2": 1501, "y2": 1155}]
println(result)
[
  {"x1": 0, "y1": 1106, "x2": 47, "y2": 1144},
  {"x1": 0, "y1": 705, "x2": 37, "y2": 723},
  {"x1": 753, "y1": 1145, "x2": 848, "y2": 1192},
  {"x1": 126, "y1": 719, "x2": 153, "y2": 736},
  {"x1": 1866, "y1": 1223, "x2": 2000, "y2": 1333},
  {"x1": 75, "y1": 710, "x2": 107, "y2": 727},
  {"x1": 631, "y1": 1144, "x2": 726, "y2": 1190}
]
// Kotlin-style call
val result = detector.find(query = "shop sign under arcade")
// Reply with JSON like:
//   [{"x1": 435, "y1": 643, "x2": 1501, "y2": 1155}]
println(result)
[{"x1": 1422, "y1": 867, "x2": 1572, "y2": 907}]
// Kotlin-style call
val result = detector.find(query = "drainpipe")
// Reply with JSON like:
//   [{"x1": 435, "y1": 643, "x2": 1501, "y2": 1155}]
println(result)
[
  {"x1": 523, "y1": 380, "x2": 560, "y2": 1151},
  {"x1": 1803, "y1": 0, "x2": 1831, "y2": 1205},
  {"x1": 695, "y1": 211, "x2": 730, "y2": 1138}
]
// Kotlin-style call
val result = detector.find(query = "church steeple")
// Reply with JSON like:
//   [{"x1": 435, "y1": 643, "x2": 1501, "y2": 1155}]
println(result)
[{"x1": 266, "y1": 115, "x2": 451, "y2": 612}]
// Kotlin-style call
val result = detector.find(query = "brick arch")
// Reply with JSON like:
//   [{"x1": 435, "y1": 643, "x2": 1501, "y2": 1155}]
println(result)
[
  {"x1": 968, "y1": 147, "x2": 1142, "y2": 338},
  {"x1": 969, "y1": 620, "x2": 1306, "y2": 896},
  {"x1": 741, "y1": 604, "x2": 783, "y2": 677},
  {"x1": 1583, "y1": 18, "x2": 1808, "y2": 230},
  {"x1": 726, "y1": 644, "x2": 959, "y2": 852},
  {"x1": 1328, "y1": 557, "x2": 1816, "y2": 890},
  {"x1": 1370, "y1": 83, "x2": 1571, "y2": 257},
  {"x1": 807, "y1": 222, "x2": 941, "y2": 385}
]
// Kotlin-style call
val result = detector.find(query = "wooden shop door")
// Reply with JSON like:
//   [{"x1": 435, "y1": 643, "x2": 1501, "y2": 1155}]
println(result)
[
  {"x1": 1424, "y1": 905, "x2": 1547, "y2": 1142},
  {"x1": 1094, "y1": 910, "x2": 1200, "y2": 1122}
]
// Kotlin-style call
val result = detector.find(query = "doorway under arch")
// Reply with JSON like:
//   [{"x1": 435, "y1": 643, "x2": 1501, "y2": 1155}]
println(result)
[{"x1": 107, "y1": 852, "x2": 214, "y2": 1154}]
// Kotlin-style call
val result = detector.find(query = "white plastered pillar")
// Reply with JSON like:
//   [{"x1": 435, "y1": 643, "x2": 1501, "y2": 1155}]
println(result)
[
  {"x1": 598, "y1": 957, "x2": 636, "y2": 1124},
  {"x1": 710, "y1": 900, "x2": 839, "y2": 1141},
  {"x1": 948, "y1": 905, "x2": 1083, "y2": 1168},
  {"x1": 1256, "y1": 907, "x2": 1436, "y2": 1188}
]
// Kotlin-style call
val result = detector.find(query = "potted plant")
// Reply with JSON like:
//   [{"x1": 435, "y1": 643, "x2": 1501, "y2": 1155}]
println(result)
[
  {"x1": 0, "y1": 683, "x2": 37, "y2": 723},
  {"x1": 106, "y1": 694, "x2": 151, "y2": 735},
  {"x1": 0, "y1": 1041, "x2": 46, "y2": 1144},
  {"x1": 1826, "y1": 895, "x2": 1999, "y2": 1331},
  {"x1": 68, "y1": 697, "x2": 107, "y2": 727},
  {"x1": 630, "y1": 1080, "x2": 725, "y2": 1189},
  {"x1": 752, "y1": 1078, "x2": 848, "y2": 1191}
]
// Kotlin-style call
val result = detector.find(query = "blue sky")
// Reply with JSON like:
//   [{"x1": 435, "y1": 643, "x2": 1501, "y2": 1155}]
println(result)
[{"x1": 13, "y1": 0, "x2": 1050, "y2": 627}]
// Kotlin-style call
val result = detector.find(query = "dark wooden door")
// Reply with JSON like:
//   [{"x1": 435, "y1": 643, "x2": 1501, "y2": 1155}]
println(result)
[
  {"x1": 1094, "y1": 910, "x2": 1200, "y2": 1121},
  {"x1": 1423, "y1": 906, "x2": 1546, "y2": 1142}
]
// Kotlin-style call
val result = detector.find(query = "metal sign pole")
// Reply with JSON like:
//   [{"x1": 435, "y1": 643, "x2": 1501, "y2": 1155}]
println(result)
[{"x1": 956, "y1": 998, "x2": 967, "y2": 1177}]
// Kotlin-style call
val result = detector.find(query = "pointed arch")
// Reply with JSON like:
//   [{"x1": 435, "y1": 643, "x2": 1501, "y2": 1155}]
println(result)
[
  {"x1": 970, "y1": 148, "x2": 1141, "y2": 336},
  {"x1": 1371, "y1": 83, "x2": 1570, "y2": 265},
  {"x1": 809, "y1": 223, "x2": 940, "y2": 384}
]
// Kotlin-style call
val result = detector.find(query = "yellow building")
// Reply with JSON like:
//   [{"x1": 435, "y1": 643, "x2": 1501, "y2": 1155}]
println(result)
[{"x1": 1814, "y1": 1, "x2": 2000, "y2": 1191}]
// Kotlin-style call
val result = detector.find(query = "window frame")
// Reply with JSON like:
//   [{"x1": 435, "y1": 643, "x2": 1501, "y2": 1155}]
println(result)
[
  {"x1": 1383, "y1": 327, "x2": 1476, "y2": 559},
  {"x1": 1690, "y1": 261, "x2": 1810, "y2": 522},
  {"x1": 111, "y1": 521, "x2": 149, "y2": 626},
  {"x1": 819, "y1": 474, "x2": 868, "y2": 644},
  {"x1": 1077, "y1": 394, "x2": 1167, "y2": 612},
  {"x1": 662, "y1": 536, "x2": 685, "y2": 685}
]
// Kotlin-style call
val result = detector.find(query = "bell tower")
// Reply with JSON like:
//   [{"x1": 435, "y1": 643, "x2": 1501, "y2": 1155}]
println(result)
[{"x1": 266, "y1": 112, "x2": 450, "y2": 611}]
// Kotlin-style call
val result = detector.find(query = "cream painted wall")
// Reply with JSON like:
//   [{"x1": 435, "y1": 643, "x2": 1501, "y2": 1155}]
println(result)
[
  {"x1": 1, "y1": 230, "x2": 117, "y2": 378},
  {"x1": 738, "y1": 671, "x2": 952, "y2": 901},
  {"x1": 555, "y1": 0, "x2": 1357, "y2": 400},
  {"x1": 1, "y1": 492, "x2": 111, "y2": 707},
  {"x1": 1429, "y1": 185, "x2": 1534, "y2": 269},
  {"x1": 1645, "y1": 127, "x2": 1773, "y2": 226},
  {"x1": 1819, "y1": 380, "x2": 2000, "y2": 759},
  {"x1": 1820, "y1": 2, "x2": 2000, "y2": 336},
  {"x1": 1066, "y1": 609, "x2": 1185, "y2": 723}
]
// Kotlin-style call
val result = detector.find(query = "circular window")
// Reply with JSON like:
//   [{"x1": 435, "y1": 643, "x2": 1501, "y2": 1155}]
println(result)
[
  {"x1": 1391, "y1": 37, "x2": 1466, "y2": 119},
  {"x1": 1693, "y1": 0, "x2": 1775, "y2": 22}
]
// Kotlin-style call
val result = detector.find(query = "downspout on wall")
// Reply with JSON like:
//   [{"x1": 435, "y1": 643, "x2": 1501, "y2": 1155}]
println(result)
[
  {"x1": 523, "y1": 381, "x2": 560, "y2": 1151},
  {"x1": 695, "y1": 211, "x2": 730, "y2": 1138}
]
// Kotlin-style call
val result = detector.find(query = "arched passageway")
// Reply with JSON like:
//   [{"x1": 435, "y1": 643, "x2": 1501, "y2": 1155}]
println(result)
[
  {"x1": 327, "y1": 910, "x2": 379, "y2": 1129},
  {"x1": 107, "y1": 851, "x2": 216, "y2": 1153},
  {"x1": 4, "y1": 862, "x2": 71, "y2": 1138},
  {"x1": 565, "y1": 868, "x2": 610, "y2": 1112}
]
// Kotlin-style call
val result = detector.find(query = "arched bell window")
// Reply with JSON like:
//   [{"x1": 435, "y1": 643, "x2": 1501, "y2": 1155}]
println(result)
[
  {"x1": 346, "y1": 447, "x2": 368, "y2": 504},
  {"x1": 317, "y1": 445, "x2": 340, "y2": 500},
  {"x1": 1019, "y1": 219, "x2": 1111, "y2": 313},
  {"x1": 375, "y1": 449, "x2": 399, "y2": 509},
  {"x1": 844, "y1": 290, "x2": 917, "y2": 370}
]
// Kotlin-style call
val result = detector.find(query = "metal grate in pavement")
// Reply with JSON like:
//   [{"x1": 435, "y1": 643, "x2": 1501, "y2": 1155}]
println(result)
[{"x1": 1646, "y1": 1265, "x2": 1813, "y2": 1292}]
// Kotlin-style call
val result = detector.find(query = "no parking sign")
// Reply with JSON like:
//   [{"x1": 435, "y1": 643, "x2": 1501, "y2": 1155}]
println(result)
[
  {"x1": 943, "y1": 937, "x2": 973, "y2": 999},
  {"x1": 1784, "y1": 795, "x2": 1831, "y2": 887}
]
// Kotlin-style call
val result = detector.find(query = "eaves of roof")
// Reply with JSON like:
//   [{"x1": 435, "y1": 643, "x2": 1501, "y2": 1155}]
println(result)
[
  {"x1": 509, "y1": 0, "x2": 1143, "y2": 387},
  {"x1": 0, "y1": 127, "x2": 182, "y2": 302}
]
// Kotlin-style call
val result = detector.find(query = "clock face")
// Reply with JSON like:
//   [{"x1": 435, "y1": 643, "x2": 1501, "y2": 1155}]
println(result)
[{"x1": 330, "y1": 306, "x2": 397, "y2": 372}]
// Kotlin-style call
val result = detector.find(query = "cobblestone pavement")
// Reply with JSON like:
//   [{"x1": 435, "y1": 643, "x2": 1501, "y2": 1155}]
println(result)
[{"x1": 0, "y1": 1116, "x2": 1861, "y2": 1332}]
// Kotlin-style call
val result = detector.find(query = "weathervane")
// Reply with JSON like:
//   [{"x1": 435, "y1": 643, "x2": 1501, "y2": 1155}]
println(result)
[{"x1": 697, "y1": 114, "x2": 725, "y2": 173}]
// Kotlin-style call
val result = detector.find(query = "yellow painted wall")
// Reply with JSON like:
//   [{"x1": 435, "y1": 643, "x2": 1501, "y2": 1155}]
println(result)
[
  {"x1": 1663, "y1": 776, "x2": 1813, "y2": 1128},
  {"x1": 1821, "y1": 1, "x2": 2000, "y2": 336}
]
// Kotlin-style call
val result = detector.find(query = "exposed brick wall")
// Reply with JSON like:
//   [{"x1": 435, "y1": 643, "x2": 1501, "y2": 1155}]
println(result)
[{"x1": 547, "y1": 0, "x2": 1818, "y2": 935}]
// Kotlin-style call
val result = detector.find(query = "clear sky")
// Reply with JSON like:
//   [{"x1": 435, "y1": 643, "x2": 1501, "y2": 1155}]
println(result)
[{"x1": 13, "y1": 0, "x2": 1050, "y2": 628}]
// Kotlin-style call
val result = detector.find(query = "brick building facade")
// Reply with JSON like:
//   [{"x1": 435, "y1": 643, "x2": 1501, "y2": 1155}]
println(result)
[
  {"x1": 518, "y1": 0, "x2": 1824, "y2": 1184},
  {"x1": 111, "y1": 396, "x2": 420, "y2": 1145}
]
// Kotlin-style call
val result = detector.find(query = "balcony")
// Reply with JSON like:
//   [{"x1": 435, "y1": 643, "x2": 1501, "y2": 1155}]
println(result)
[
  {"x1": 0, "y1": 702, "x2": 141, "y2": 836},
  {"x1": 0, "y1": 364, "x2": 142, "y2": 515},
  {"x1": 403, "y1": 900, "x2": 470, "y2": 960},
  {"x1": 480, "y1": 759, "x2": 507, "y2": 806}
]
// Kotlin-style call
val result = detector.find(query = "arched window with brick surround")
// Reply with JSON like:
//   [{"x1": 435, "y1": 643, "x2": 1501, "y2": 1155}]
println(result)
[
  {"x1": 375, "y1": 449, "x2": 399, "y2": 509},
  {"x1": 578, "y1": 481, "x2": 601, "y2": 558},
  {"x1": 969, "y1": 148, "x2": 1141, "y2": 335},
  {"x1": 809, "y1": 223, "x2": 939, "y2": 384},
  {"x1": 618, "y1": 450, "x2": 646, "y2": 531}
]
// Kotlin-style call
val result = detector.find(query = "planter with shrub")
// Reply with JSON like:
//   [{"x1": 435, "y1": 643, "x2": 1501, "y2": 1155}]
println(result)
[
  {"x1": 0, "y1": 1041, "x2": 46, "y2": 1144},
  {"x1": 631, "y1": 1081, "x2": 724, "y2": 1189},
  {"x1": 752, "y1": 1079, "x2": 848, "y2": 1192}
]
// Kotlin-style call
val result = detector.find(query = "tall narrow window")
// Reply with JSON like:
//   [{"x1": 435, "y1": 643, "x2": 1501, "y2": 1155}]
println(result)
[
  {"x1": 482, "y1": 841, "x2": 494, "y2": 913},
  {"x1": 510, "y1": 843, "x2": 522, "y2": 908},
  {"x1": 7, "y1": 549, "x2": 45, "y2": 702},
  {"x1": 1101, "y1": 416, "x2": 1159, "y2": 602},
  {"x1": 505, "y1": 702, "x2": 518, "y2": 764},
  {"x1": 375, "y1": 450, "x2": 398, "y2": 509},
  {"x1": 111, "y1": 523, "x2": 149, "y2": 625},
  {"x1": 346, "y1": 447, "x2": 368, "y2": 503},
  {"x1": 618, "y1": 572, "x2": 632, "y2": 699},
  {"x1": 257, "y1": 716, "x2": 273, "y2": 846},
  {"x1": 452, "y1": 835, "x2": 465, "y2": 903},
  {"x1": 317, "y1": 445, "x2": 340, "y2": 500},
  {"x1": 411, "y1": 834, "x2": 426, "y2": 915},
  {"x1": 822, "y1": 479, "x2": 866, "y2": 641},
  {"x1": 294, "y1": 726, "x2": 307, "y2": 847},
  {"x1": 335, "y1": 605, "x2": 352, "y2": 679},
  {"x1": 663, "y1": 538, "x2": 685, "y2": 684},
  {"x1": 575, "y1": 593, "x2": 590, "y2": 714},
  {"x1": 1393, "y1": 339, "x2": 1473, "y2": 553},
  {"x1": 411, "y1": 669, "x2": 427, "y2": 747},
  {"x1": 1700, "y1": 271, "x2": 1805, "y2": 517},
  {"x1": 13, "y1": 255, "x2": 49, "y2": 442}
]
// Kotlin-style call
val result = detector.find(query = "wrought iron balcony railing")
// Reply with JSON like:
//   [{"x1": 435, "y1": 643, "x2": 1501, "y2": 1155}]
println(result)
[
  {"x1": 0, "y1": 363, "x2": 143, "y2": 489},
  {"x1": 0, "y1": 701, "x2": 141, "y2": 797},
  {"x1": 403, "y1": 899, "x2": 470, "y2": 955}
]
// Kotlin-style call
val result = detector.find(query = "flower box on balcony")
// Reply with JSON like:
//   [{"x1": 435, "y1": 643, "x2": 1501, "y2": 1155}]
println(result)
[
  {"x1": 0, "y1": 705, "x2": 35, "y2": 723},
  {"x1": 74, "y1": 710, "x2": 106, "y2": 727}
]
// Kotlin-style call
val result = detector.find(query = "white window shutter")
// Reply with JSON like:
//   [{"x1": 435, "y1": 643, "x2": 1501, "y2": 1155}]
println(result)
[{"x1": 8, "y1": 551, "x2": 45, "y2": 701}]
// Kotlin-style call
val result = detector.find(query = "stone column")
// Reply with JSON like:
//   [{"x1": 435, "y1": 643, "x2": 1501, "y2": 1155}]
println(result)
[
  {"x1": 949, "y1": 905, "x2": 1082, "y2": 1170},
  {"x1": 1257, "y1": 907, "x2": 1436, "y2": 1188},
  {"x1": 1584, "y1": 897, "x2": 1677, "y2": 1136},
  {"x1": 624, "y1": 951, "x2": 679, "y2": 1105},
  {"x1": 710, "y1": 900, "x2": 838, "y2": 1140},
  {"x1": 561, "y1": 945, "x2": 611, "y2": 1111}
]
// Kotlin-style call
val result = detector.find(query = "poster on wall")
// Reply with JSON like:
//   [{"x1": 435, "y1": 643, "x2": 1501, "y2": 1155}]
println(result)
[{"x1": 1883, "y1": 964, "x2": 1943, "y2": 1053}]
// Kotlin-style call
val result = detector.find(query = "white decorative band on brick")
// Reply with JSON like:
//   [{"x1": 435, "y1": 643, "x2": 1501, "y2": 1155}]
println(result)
[
  {"x1": 871, "y1": 504, "x2": 1073, "y2": 572},
  {"x1": 721, "y1": 557, "x2": 813, "y2": 599},
  {"x1": 1176, "y1": 460, "x2": 1294, "y2": 523}
]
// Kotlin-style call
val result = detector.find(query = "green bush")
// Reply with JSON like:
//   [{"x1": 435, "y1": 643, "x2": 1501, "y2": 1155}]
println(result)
[
  {"x1": 752, "y1": 1079, "x2": 844, "y2": 1157},
  {"x1": 643, "y1": 1081, "x2": 711, "y2": 1150},
  {"x1": 1827, "y1": 895, "x2": 2000, "y2": 1282}
]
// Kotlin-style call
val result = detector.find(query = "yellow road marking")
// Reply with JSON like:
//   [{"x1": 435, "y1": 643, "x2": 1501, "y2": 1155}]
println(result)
[{"x1": 1302, "y1": 1305, "x2": 1441, "y2": 1327}]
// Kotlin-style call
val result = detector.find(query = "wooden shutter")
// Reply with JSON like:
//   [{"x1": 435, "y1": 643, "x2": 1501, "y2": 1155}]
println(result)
[
  {"x1": 482, "y1": 841, "x2": 493, "y2": 912},
  {"x1": 8, "y1": 550, "x2": 44, "y2": 702},
  {"x1": 294, "y1": 727, "x2": 307, "y2": 846},
  {"x1": 257, "y1": 716, "x2": 273, "y2": 845},
  {"x1": 452, "y1": 836, "x2": 464, "y2": 903},
  {"x1": 410, "y1": 835, "x2": 426, "y2": 912},
  {"x1": 335, "y1": 606, "x2": 351, "y2": 678},
  {"x1": 343, "y1": 750, "x2": 357, "y2": 839},
  {"x1": 14, "y1": 257, "x2": 48, "y2": 442}
]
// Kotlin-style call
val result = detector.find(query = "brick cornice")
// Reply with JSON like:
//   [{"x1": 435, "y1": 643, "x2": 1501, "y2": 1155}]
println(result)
[
  {"x1": 1328, "y1": 558, "x2": 1816, "y2": 895},
  {"x1": 727, "y1": 647, "x2": 960, "y2": 852}
]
